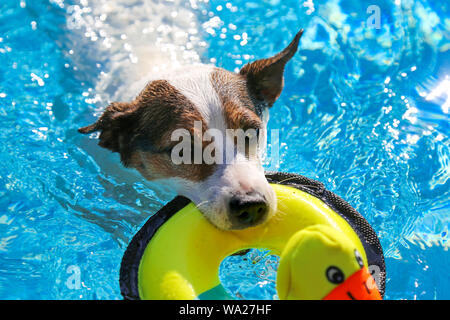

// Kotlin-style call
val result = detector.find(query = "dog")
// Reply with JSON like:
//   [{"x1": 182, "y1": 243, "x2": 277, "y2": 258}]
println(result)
[{"x1": 79, "y1": 29, "x2": 303, "y2": 230}]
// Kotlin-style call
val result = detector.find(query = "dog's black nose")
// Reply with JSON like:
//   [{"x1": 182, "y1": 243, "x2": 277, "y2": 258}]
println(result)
[{"x1": 229, "y1": 192, "x2": 268, "y2": 226}]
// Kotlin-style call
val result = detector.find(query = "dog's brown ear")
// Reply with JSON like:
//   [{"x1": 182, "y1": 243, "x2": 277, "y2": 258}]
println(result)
[
  {"x1": 78, "y1": 102, "x2": 136, "y2": 157},
  {"x1": 240, "y1": 29, "x2": 303, "y2": 106}
]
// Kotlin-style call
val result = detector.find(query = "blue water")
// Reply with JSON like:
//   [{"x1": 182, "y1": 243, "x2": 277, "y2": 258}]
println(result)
[{"x1": 0, "y1": 0, "x2": 448, "y2": 300}]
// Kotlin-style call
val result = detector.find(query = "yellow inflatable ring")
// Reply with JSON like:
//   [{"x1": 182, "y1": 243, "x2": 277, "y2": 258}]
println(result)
[{"x1": 120, "y1": 172, "x2": 385, "y2": 300}]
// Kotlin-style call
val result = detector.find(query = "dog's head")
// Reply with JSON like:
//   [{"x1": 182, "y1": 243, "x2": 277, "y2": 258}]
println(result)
[{"x1": 79, "y1": 30, "x2": 303, "y2": 230}]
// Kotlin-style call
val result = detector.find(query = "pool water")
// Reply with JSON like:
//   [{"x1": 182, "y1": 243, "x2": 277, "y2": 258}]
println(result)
[{"x1": 0, "y1": 0, "x2": 448, "y2": 300}]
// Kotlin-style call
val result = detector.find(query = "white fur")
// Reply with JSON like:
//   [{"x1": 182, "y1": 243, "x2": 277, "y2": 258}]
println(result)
[{"x1": 163, "y1": 65, "x2": 226, "y2": 130}]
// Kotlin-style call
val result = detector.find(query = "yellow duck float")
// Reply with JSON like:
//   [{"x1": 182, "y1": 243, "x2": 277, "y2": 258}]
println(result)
[
  {"x1": 120, "y1": 172, "x2": 385, "y2": 300},
  {"x1": 278, "y1": 225, "x2": 381, "y2": 300}
]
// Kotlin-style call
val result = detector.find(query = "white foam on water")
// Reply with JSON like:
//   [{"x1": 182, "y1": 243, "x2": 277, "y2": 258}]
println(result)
[{"x1": 64, "y1": 0, "x2": 209, "y2": 103}]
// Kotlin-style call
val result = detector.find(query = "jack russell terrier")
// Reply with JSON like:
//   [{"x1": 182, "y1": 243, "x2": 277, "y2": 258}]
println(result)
[{"x1": 79, "y1": 29, "x2": 303, "y2": 230}]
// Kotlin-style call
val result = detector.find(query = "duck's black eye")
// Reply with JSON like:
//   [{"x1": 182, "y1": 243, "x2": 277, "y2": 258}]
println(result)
[
  {"x1": 354, "y1": 249, "x2": 364, "y2": 268},
  {"x1": 326, "y1": 266, "x2": 345, "y2": 284}
]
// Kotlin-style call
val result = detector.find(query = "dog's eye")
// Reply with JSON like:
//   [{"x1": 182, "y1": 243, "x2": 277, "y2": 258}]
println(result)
[
  {"x1": 164, "y1": 146, "x2": 174, "y2": 157},
  {"x1": 242, "y1": 126, "x2": 259, "y2": 137},
  {"x1": 165, "y1": 139, "x2": 197, "y2": 164}
]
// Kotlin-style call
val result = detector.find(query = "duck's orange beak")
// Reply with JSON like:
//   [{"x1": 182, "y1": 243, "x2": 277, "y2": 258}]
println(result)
[{"x1": 323, "y1": 267, "x2": 382, "y2": 300}]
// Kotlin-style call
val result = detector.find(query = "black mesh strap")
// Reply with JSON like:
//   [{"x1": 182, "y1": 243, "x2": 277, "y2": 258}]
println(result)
[{"x1": 120, "y1": 172, "x2": 386, "y2": 299}]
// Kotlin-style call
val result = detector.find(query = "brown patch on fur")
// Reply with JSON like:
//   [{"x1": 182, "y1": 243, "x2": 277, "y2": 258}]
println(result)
[
  {"x1": 78, "y1": 80, "x2": 215, "y2": 181},
  {"x1": 210, "y1": 68, "x2": 262, "y2": 131},
  {"x1": 134, "y1": 152, "x2": 214, "y2": 182},
  {"x1": 240, "y1": 29, "x2": 303, "y2": 106}
]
